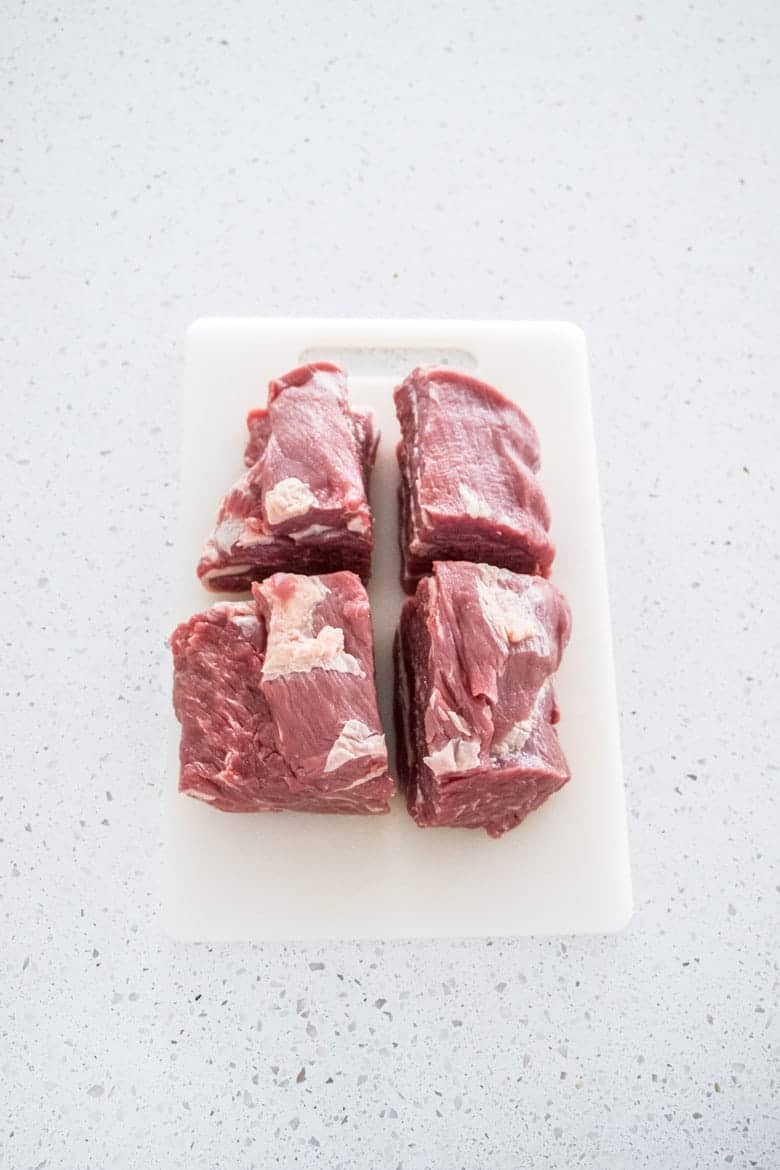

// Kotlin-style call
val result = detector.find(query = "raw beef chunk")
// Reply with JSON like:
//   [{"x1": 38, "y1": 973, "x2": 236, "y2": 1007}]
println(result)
[
  {"x1": 394, "y1": 366, "x2": 554, "y2": 592},
  {"x1": 171, "y1": 570, "x2": 393, "y2": 814},
  {"x1": 394, "y1": 561, "x2": 571, "y2": 837},
  {"x1": 198, "y1": 363, "x2": 377, "y2": 590}
]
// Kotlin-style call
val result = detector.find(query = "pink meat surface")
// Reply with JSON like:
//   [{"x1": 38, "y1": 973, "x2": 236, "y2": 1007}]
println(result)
[
  {"x1": 394, "y1": 561, "x2": 571, "y2": 837},
  {"x1": 198, "y1": 363, "x2": 378, "y2": 590},
  {"x1": 394, "y1": 366, "x2": 554, "y2": 592},
  {"x1": 170, "y1": 570, "x2": 393, "y2": 814}
]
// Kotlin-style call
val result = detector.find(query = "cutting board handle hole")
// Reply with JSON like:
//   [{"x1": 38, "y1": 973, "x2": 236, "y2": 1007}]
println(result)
[{"x1": 298, "y1": 346, "x2": 478, "y2": 375}]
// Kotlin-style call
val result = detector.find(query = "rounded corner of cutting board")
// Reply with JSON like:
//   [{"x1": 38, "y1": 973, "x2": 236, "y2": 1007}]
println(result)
[
  {"x1": 601, "y1": 888, "x2": 635, "y2": 935},
  {"x1": 184, "y1": 317, "x2": 217, "y2": 343}
]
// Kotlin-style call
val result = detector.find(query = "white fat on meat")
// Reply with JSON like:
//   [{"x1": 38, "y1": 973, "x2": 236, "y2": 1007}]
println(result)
[
  {"x1": 264, "y1": 476, "x2": 318, "y2": 526},
  {"x1": 213, "y1": 515, "x2": 245, "y2": 551},
  {"x1": 491, "y1": 718, "x2": 533, "y2": 758},
  {"x1": 476, "y1": 564, "x2": 551, "y2": 654},
  {"x1": 202, "y1": 562, "x2": 254, "y2": 581},
  {"x1": 238, "y1": 526, "x2": 273, "y2": 546},
  {"x1": 259, "y1": 575, "x2": 364, "y2": 681},
  {"x1": 290, "y1": 523, "x2": 333, "y2": 541},
  {"x1": 209, "y1": 516, "x2": 274, "y2": 555},
  {"x1": 427, "y1": 689, "x2": 471, "y2": 737},
  {"x1": 324, "y1": 719, "x2": 387, "y2": 774},
  {"x1": 188, "y1": 788, "x2": 217, "y2": 803},
  {"x1": 347, "y1": 513, "x2": 370, "y2": 534},
  {"x1": 424, "y1": 737, "x2": 481, "y2": 777},
  {"x1": 458, "y1": 483, "x2": 492, "y2": 519},
  {"x1": 230, "y1": 614, "x2": 260, "y2": 638},
  {"x1": 491, "y1": 681, "x2": 551, "y2": 759},
  {"x1": 338, "y1": 771, "x2": 387, "y2": 789}
]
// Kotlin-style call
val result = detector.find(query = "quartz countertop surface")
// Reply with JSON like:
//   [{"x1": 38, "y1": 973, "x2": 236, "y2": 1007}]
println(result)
[{"x1": 2, "y1": 1, "x2": 777, "y2": 1166}]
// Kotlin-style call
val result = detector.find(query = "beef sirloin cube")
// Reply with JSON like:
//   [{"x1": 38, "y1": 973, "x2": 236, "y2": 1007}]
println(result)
[
  {"x1": 170, "y1": 571, "x2": 393, "y2": 814},
  {"x1": 394, "y1": 366, "x2": 554, "y2": 592},
  {"x1": 198, "y1": 362, "x2": 378, "y2": 590},
  {"x1": 394, "y1": 561, "x2": 571, "y2": 837}
]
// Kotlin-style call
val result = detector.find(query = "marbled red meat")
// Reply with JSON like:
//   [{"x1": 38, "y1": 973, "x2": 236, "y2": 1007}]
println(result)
[
  {"x1": 394, "y1": 366, "x2": 554, "y2": 592},
  {"x1": 198, "y1": 363, "x2": 377, "y2": 590},
  {"x1": 170, "y1": 571, "x2": 393, "y2": 814},
  {"x1": 394, "y1": 561, "x2": 571, "y2": 837}
]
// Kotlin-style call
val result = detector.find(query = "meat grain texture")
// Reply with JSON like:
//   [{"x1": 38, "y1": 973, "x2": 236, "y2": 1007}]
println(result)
[
  {"x1": 394, "y1": 561, "x2": 571, "y2": 837},
  {"x1": 198, "y1": 363, "x2": 377, "y2": 590},
  {"x1": 395, "y1": 366, "x2": 554, "y2": 592},
  {"x1": 170, "y1": 571, "x2": 393, "y2": 814}
]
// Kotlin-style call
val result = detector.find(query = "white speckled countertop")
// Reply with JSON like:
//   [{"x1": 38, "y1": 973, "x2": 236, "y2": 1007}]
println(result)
[{"x1": 2, "y1": 2, "x2": 777, "y2": 1166}]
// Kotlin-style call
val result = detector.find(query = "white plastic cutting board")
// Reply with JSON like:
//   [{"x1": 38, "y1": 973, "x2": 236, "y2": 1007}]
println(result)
[{"x1": 163, "y1": 319, "x2": 632, "y2": 941}]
